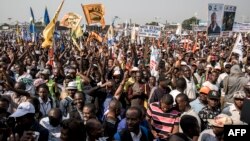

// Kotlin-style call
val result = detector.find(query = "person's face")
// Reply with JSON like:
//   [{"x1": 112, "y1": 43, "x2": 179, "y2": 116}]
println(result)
[
  {"x1": 53, "y1": 69, "x2": 60, "y2": 77},
  {"x1": 176, "y1": 97, "x2": 186, "y2": 112},
  {"x1": 15, "y1": 65, "x2": 22, "y2": 74},
  {"x1": 160, "y1": 101, "x2": 172, "y2": 113},
  {"x1": 168, "y1": 58, "x2": 174, "y2": 65},
  {"x1": 149, "y1": 77, "x2": 156, "y2": 86},
  {"x1": 31, "y1": 61, "x2": 37, "y2": 67},
  {"x1": 208, "y1": 98, "x2": 219, "y2": 108},
  {"x1": 199, "y1": 93, "x2": 208, "y2": 103},
  {"x1": 234, "y1": 98, "x2": 244, "y2": 109},
  {"x1": 26, "y1": 58, "x2": 31, "y2": 65},
  {"x1": 183, "y1": 67, "x2": 191, "y2": 78},
  {"x1": 74, "y1": 94, "x2": 84, "y2": 109},
  {"x1": 225, "y1": 66, "x2": 231, "y2": 73},
  {"x1": 142, "y1": 71, "x2": 148, "y2": 79},
  {"x1": 135, "y1": 72, "x2": 142, "y2": 82},
  {"x1": 211, "y1": 14, "x2": 217, "y2": 23},
  {"x1": 211, "y1": 72, "x2": 219, "y2": 83},
  {"x1": 108, "y1": 59, "x2": 113, "y2": 68},
  {"x1": 83, "y1": 107, "x2": 91, "y2": 122},
  {"x1": 67, "y1": 89, "x2": 77, "y2": 97},
  {"x1": 83, "y1": 107, "x2": 93, "y2": 123},
  {"x1": 126, "y1": 110, "x2": 141, "y2": 132},
  {"x1": 38, "y1": 87, "x2": 49, "y2": 100}
]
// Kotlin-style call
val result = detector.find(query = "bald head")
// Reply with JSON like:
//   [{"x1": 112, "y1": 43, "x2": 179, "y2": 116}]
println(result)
[
  {"x1": 109, "y1": 98, "x2": 121, "y2": 111},
  {"x1": 49, "y1": 108, "x2": 62, "y2": 119}
]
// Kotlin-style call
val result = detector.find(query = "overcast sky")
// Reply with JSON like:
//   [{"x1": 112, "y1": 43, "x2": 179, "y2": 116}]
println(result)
[{"x1": 0, "y1": 0, "x2": 250, "y2": 25}]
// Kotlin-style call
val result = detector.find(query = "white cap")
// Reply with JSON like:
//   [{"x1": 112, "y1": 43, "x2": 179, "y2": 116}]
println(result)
[
  {"x1": 131, "y1": 67, "x2": 139, "y2": 72},
  {"x1": 66, "y1": 81, "x2": 77, "y2": 90},
  {"x1": 113, "y1": 70, "x2": 121, "y2": 76},
  {"x1": 10, "y1": 102, "x2": 35, "y2": 117}
]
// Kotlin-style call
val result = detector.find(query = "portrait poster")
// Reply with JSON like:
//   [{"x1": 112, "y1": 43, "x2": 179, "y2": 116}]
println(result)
[
  {"x1": 222, "y1": 5, "x2": 237, "y2": 31},
  {"x1": 207, "y1": 3, "x2": 224, "y2": 36}
]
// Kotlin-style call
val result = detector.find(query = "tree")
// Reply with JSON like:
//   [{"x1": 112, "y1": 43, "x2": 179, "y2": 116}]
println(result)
[
  {"x1": 182, "y1": 16, "x2": 199, "y2": 30},
  {"x1": 146, "y1": 21, "x2": 158, "y2": 26}
]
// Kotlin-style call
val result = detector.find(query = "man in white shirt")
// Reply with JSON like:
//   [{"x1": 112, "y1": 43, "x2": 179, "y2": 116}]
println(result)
[
  {"x1": 170, "y1": 78, "x2": 186, "y2": 105},
  {"x1": 40, "y1": 108, "x2": 62, "y2": 141},
  {"x1": 182, "y1": 66, "x2": 197, "y2": 101},
  {"x1": 175, "y1": 94, "x2": 201, "y2": 133}
]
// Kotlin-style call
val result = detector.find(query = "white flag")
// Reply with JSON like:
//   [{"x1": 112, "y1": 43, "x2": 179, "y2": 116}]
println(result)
[
  {"x1": 131, "y1": 24, "x2": 136, "y2": 43},
  {"x1": 176, "y1": 23, "x2": 182, "y2": 35},
  {"x1": 232, "y1": 33, "x2": 243, "y2": 61}
]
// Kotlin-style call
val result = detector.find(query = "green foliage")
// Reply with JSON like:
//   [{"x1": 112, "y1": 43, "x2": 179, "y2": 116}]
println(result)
[{"x1": 182, "y1": 16, "x2": 199, "y2": 30}]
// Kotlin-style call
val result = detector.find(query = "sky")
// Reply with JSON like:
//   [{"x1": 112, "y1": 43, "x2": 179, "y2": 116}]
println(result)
[{"x1": 0, "y1": 0, "x2": 250, "y2": 25}]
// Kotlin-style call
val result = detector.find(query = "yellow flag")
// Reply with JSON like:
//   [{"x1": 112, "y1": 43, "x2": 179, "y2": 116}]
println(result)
[
  {"x1": 60, "y1": 12, "x2": 82, "y2": 29},
  {"x1": 87, "y1": 31, "x2": 103, "y2": 43},
  {"x1": 42, "y1": 0, "x2": 64, "y2": 48},
  {"x1": 72, "y1": 25, "x2": 83, "y2": 38},
  {"x1": 81, "y1": 4, "x2": 105, "y2": 29},
  {"x1": 16, "y1": 22, "x2": 21, "y2": 44}
]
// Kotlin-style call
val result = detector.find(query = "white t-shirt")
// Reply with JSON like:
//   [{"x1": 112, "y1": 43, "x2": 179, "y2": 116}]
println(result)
[
  {"x1": 202, "y1": 81, "x2": 219, "y2": 91},
  {"x1": 170, "y1": 89, "x2": 181, "y2": 105},
  {"x1": 39, "y1": 117, "x2": 61, "y2": 141}
]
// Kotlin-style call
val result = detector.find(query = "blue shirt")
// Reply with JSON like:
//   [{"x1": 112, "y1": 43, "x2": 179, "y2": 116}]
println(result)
[{"x1": 190, "y1": 98, "x2": 205, "y2": 114}]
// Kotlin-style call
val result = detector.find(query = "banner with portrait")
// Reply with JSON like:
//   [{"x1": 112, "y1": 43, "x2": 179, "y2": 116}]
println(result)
[
  {"x1": 222, "y1": 5, "x2": 236, "y2": 31},
  {"x1": 207, "y1": 3, "x2": 224, "y2": 37},
  {"x1": 60, "y1": 12, "x2": 82, "y2": 28},
  {"x1": 81, "y1": 4, "x2": 105, "y2": 29}
]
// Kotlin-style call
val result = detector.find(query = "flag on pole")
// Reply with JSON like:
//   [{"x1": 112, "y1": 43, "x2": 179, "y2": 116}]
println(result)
[
  {"x1": 44, "y1": 7, "x2": 50, "y2": 26},
  {"x1": 29, "y1": 7, "x2": 36, "y2": 43},
  {"x1": 232, "y1": 33, "x2": 243, "y2": 61},
  {"x1": 42, "y1": 0, "x2": 64, "y2": 48},
  {"x1": 131, "y1": 24, "x2": 136, "y2": 43},
  {"x1": 29, "y1": 7, "x2": 35, "y2": 33},
  {"x1": 60, "y1": 12, "x2": 82, "y2": 28},
  {"x1": 87, "y1": 31, "x2": 103, "y2": 43},
  {"x1": 81, "y1": 4, "x2": 105, "y2": 29},
  {"x1": 107, "y1": 25, "x2": 114, "y2": 46},
  {"x1": 176, "y1": 23, "x2": 182, "y2": 35},
  {"x1": 124, "y1": 20, "x2": 128, "y2": 36}
]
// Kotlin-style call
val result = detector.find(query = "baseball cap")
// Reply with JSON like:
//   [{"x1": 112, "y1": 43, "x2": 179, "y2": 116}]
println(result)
[
  {"x1": 208, "y1": 90, "x2": 220, "y2": 100},
  {"x1": 66, "y1": 81, "x2": 77, "y2": 90},
  {"x1": 208, "y1": 114, "x2": 233, "y2": 127},
  {"x1": 41, "y1": 69, "x2": 50, "y2": 75},
  {"x1": 10, "y1": 102, "x2": 35, "y2": 118},
  {"x1": 131, "y1": 67, "x2": 139, "y2": 72},
  {"x1": 199, "y1": 86, "x2": 210, "y2": 95},
  {"x1": 233, "y1": 91, "x2": 246, "y2": 99},
  {"x1": 113, "y1": 70, "x2": 121, "y2": 76}
]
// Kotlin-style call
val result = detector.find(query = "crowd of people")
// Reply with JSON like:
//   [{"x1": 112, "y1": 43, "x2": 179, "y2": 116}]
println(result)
[{"x1": 0, "y1": 28, "x2": 250, "y2": 141}]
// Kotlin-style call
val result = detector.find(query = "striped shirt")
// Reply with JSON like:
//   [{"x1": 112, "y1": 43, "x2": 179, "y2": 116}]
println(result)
[{"x1": 147, "y1": 102, "x2": 180, "y2": 139}]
